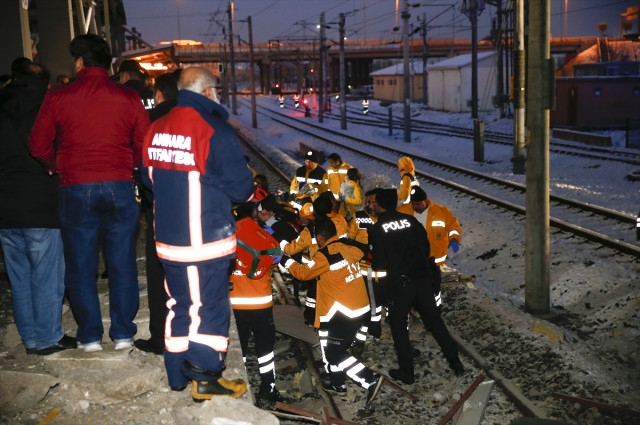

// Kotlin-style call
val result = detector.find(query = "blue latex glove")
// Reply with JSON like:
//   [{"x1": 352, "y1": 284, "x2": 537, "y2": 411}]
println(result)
[
  {"x1": 448, "y1": 239, "x2": 459, "y2": 253},
  {"x1": 340, "y1": 195, "x2": 346, "y2": 202}
]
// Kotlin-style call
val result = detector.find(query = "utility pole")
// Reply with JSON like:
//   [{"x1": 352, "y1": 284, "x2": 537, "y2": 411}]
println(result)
[
  {"x1": 247, "y1": 16, "x2": 257, "y2": 128},
  {"x1": 461, "y1": 0, "x2": 485, "y2": 119},
  {"x1": 228, "y1": 1, "x2": 237, "y2": 115},
  {"x1": 402, "y1": 1, "x2": 411, "y2": 143},
  {"x1": 513, "y1": 0, "x2": 526, "y2": 174},
  {"x1": 319, "y1": 12, "x2": 325, "y2": 123},
  {"x1": 339, "y1": 13, "x2": 347, "y2": 129},
  {"x1": 525, "y1": 0, "x2": 552, "y2": 315},
  {"x1": 421, "y1": 12, "x2": 429, "y2": 106}
]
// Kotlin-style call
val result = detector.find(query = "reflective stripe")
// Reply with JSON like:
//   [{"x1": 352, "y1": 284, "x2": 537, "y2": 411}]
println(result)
[
  {"x1": 165, "y1": 335, "x2": 189, "y2": 352},
  {"x1": 188, "y1": 171, "x2": 203, "y2": 245},
  {"x1": 434, "y1": 291, "x2": 442, "y2": 307},
  {"x1": 258, "y1": 351, "x2": 274, "y2": 364},
  {"x1": 190, "y1": 333, "x2": 229, "y2": 352},
  {"x1": 435, "y1": 254, "x2": 447, "y2": 264},
  {"x1": 156, "y1": 235, "x2": 236, "y2": 262},
  {"x1": 336, "y1": 356, "x2": 357, "y2": 372},
  {"x1": 329, "y1": 259, "x2": 348, "y2": 271},
  {"x1": 449, "y1": 230, "x2": 460, "y2": 237},
  {"x1": 319, "y1": 302, "x2": 370, "y2": 323},
  {"x1": 296, "y1": 176, "x2": 323, "y2": 184},
  {"x1": 229, "y1": 295, "x2": 273, "y2": 305},
  {"x1": 259, "y1": 362, "x2": 275, "y2": 374}
]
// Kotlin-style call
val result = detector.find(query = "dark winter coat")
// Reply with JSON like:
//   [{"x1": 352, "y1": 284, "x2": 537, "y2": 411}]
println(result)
[{"x1": 0, "y1": 77, "x2": 59, "y2": 228}]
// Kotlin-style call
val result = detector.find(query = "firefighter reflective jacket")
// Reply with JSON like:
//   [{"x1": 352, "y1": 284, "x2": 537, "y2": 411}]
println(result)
[
  {"x1": 287, "y1": 236, "x2": 369, "y2": 328},
  {"x1": 141, "y1": 90, "x2": 254, "y2": 265},
  {"x1": 415, "y1": 199, "x2": 461, "y2": 266}
]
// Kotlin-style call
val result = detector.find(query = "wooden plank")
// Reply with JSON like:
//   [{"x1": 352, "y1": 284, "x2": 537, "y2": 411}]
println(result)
[
  {"x1": 273, "y1": 304, "x2": 319, "y2": 345},
  {"x1": 453, "y1": 380, "x2": 495, "y2": 425}
]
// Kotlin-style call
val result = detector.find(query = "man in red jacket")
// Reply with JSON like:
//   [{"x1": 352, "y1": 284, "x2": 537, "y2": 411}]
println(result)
[{"x1": 29, "y1": 34, "x2": 150, "y2": 353}]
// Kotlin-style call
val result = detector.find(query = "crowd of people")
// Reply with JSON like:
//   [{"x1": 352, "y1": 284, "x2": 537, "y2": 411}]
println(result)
[{"x1": 0, "y1": 32, "x2": 467, "y2": 409}]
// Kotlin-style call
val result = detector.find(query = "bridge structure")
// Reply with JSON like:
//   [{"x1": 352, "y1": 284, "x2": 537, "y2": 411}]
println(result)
[
  {"x1": 3, "y1": 0, "x2": 596, "y2": 94},
  {"x1": 123, "y1": 36, "x2": 596, "y2": 94}
]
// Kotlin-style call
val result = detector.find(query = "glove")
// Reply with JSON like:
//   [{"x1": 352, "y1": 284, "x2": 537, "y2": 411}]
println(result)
[
  {"x1": 279, "y1": 255, "x2": 295, "y2": 269},
  {"x1": 448, "y1": 239, "x2": 460, "y2": 253},
  {"x1": 340, "y1": 195, "x2": 346, "y2": 202}
]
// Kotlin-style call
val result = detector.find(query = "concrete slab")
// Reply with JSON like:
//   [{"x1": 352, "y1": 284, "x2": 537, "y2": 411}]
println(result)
[
  {"x1": 0, "y1": 370, "x2": 59, "y2": 413},
  {"x1": 454, "y1": 380, "x2": 494, "y2": 425},
  {"x1": 273, "y1": 305, "x2": 319, "y2": 345}
]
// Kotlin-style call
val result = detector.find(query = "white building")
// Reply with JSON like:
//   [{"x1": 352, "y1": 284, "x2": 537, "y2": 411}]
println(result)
[
  {"x1": 428, "y1": 52, "x2": 498, "y2": 112},
  {"x1": 370, "y1": 52, "x2": 499, "y2": 112}
]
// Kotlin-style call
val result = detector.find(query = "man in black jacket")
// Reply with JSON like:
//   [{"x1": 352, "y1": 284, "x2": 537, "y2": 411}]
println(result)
[
  {"x1": 134, "y1": 71, "x2": 179, "y2": 355},
  {"x1": 368, "y1": 188, "x2": 464, "y2": 384},
  {"x1": 0, "y1": 61, "x2": 76, "y2": 355}
]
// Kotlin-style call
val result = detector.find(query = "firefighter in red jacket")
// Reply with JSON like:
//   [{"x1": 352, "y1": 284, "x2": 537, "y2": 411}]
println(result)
[
  {"x1": 229, "y1": 196, "x2": 282, "y2": 405},
  {"x1": 280, "y1": 218, "x2": 384, "y2": 404},
  {"x1": 141, "y1": 67, "x2": 253, "y2": 400}
]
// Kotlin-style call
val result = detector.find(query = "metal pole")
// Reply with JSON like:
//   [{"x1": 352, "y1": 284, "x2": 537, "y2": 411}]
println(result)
[
  {"x1": 421, "y1": 13, "x2": 428, "y2": 106},
  {"x1": 513, "y1": 0, "x2": 526, "y2": 174},
  {"x1": 319, "y1": 12, "x2": 325, "y2": 123},
  {"x1": 228, "y1": 1, "x2": 237, "y2": 114},
  {"x1": 525, "y1": 0, "x2": 551, "y2": 314},
  {"x1": 339, "y1": 13, "x2": 347, "y2": 130},
  {"x1": 248, "y1": 16, "x2": 257, "y2": 128},
  {"x1": 402, "y1": 1, "x2": 411, "y2": 143},
  {"x1": 462, "y1": 0, "x2": 484, "y2": 119}
]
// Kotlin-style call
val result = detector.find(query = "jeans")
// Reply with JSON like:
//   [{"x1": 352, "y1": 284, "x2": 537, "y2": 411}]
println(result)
[
  {"x1": 58, "y1": 181, "x2": 139, "y2": 344},
  {"x1": 0, "y1": 228, "x2": 65, "y2": 349}
]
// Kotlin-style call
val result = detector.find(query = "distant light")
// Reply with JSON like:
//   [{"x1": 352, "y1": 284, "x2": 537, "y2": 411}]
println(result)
[
  {"x1": 140, "y1": 63, "x2": 168, "y2": 71},
  {"x1": 159, "y1": 39, "x2": 203, "y2": 46}
]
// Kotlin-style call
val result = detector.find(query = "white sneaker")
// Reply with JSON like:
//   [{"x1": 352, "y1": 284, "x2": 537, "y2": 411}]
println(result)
[
  {"x1": 114, "y1": 338, "x2": 134, "y2": 350},
  {"x1": 77, "y1": 341, "x2": 103, "y2": 352}
]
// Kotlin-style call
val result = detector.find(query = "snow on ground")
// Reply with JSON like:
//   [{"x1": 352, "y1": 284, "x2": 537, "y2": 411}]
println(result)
[{"x1": 231, "y1": 96, "x2": 640, "y2": 387}]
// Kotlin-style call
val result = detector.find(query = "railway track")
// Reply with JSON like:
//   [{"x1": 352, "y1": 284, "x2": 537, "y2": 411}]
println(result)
[
  {"x1": 239, "y1": 98, "x2": 640, "y2": 259},
  {"x1": 231, "y1": 115, "x2": 616, "y2": 425}
]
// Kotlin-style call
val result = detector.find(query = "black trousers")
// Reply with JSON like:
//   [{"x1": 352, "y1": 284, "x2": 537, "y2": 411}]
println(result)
[
  {"x1": 319, "y1": 311, "x2": 377, "y2": 389},
  {"x1": 386, "y1": 276, "x2": 458, "y2": 374},
  {"x1": 144, "y1": 207, "x2": 167, "y2": 348},
  {"x1": 233, "y1": 307, "x2": 276, "y2": 393}
]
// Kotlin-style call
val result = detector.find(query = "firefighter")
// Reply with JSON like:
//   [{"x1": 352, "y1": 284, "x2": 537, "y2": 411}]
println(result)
[
  {"x1": 326, "y1": 153, "x2": 352, "y2": 201},
  {"x1": 229, "y1": 197, "x2": 282, "y2": 406},
  {"x1": 369, "y1": 189, "x2": 464, "y2": 385},
  {"x1": 397, "y1": 156, "x2": 419, "y2": 214},
  {"x1": 410, "y1": 186, "x2": 462, "y2": 284},
  {"x1": 289, "y1": 150, "x2": 328, "y2": 206},
  {"x1": 280, "y1": 192, "x2": 348, "y2": 326},
  {"x1": 280, "y1": 218, "x2": 384, "y2": 405}
]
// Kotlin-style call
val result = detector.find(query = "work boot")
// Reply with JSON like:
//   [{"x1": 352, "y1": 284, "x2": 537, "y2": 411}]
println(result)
[
  {"x1": 448, "y1": 357, "x2": 465, "y2": 376},
  {"x1": 322, "y1": 382, "x2": 347, "y2": 396},
  {"x1": 366, "y1": 374, "x2": 385, "y2": 404},
  {"x1": 389, "y1": 368, "x2": 415, "y2": 385},
  {"x1": 192, "y1": 377, "x2": 247, "y2": 401}
]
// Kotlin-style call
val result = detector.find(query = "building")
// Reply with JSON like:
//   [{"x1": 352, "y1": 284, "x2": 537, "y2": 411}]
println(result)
[{"x1": 427, "y1": 52, "x2": 498, "y2": 112}]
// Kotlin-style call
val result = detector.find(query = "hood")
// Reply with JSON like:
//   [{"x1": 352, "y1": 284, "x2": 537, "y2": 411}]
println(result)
[{"x1": 398, "y1": 156, "x2": 415, "y2": 174}]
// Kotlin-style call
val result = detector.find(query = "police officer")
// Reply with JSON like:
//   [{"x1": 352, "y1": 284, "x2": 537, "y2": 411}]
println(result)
[
  {"x1": 115, "y1": 59, "x2": 154, "y2": 110},
  {"x1": 348, "y1": 188, "x2": 385, "y2": 342},
  {"x1": 368, "y1": 189, "x2": 464, "y2": 385}
]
